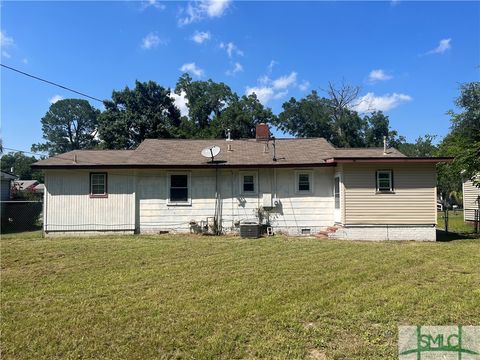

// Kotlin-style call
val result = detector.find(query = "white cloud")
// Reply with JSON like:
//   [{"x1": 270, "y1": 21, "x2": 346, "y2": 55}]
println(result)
[
  {"x1": 226, "y1": 62, "x2": 243, "y2": 76},
  {"x1": 272, "y1": 72, "x2": 297, "y2": 90},
  {"x1": 368, "y1": 69, "x2": 393, "y2": 83},
  {"x1": 178, "y1": 0, "x2": 231, "y2": 26},
  {"x1": 21, "y1": 58, "x2": 28, "y2": 64},
  {"x1": 267, "y1": 60, "x2": 277, "y2": 73},
  {"x1": 140, "y1": 0, "x2": 166, "y2": 11},
  {"x1": 298, "y1": 80, "x2": 310, "y2": 92},
  {"x1": 353, "y1": 92, "x2": 412, "y2": 112},
  {"x1": 220, "y1": 42, "x2": 243, "y2": 58},
  {"x1": 246, "y1": 71, "x2": 298, "y2": 104},
  {"x1": 0, "y1": 30, "x2": 14, "y2": 47},
  {"x1": 180, "y1": 62, "x2": 204, "y2": 77},
  {"x1": 424, "y1": 38, "x2": 452, "y2": 55},
  {"x1": 49, "y1": 95, "x2": 64, "y2": 104},
  {"x1": 171, "y1": 91, "x2": 189, "y2": 117},
  {"x1": 141, "y1": 32, "x2": 166, "y2": 49},
  {"x1": 2, "y1": 50, "x2": 11, "y2": 58},
  {"x1": 245, "y1": 86, "x2": 275, "y2": 104},
  {"x1": 191, "y1": 30, "x2": 211, "y2": 44}
]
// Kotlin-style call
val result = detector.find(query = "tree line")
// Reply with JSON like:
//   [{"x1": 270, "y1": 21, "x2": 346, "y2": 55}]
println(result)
[{"x1": 1, "y1": 76, "x2": 478, "y2": 202}]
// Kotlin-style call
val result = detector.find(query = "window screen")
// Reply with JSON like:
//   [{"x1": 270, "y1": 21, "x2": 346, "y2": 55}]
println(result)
[
  {"x1": 170, "y1": 174, "x2": 188, "y2": 202},
  {"x1": 298, "y1": 173, "x2": 310, "y2": 192},
  {"x1": 243, "y1": 175, "x2": 255, "y2": 192},
  {"x1": 377, "y1": 170, "x2": 393, "y2": 192},
  {"x1": 90, "y1": 173, "x2": 106, "y2": 195}
]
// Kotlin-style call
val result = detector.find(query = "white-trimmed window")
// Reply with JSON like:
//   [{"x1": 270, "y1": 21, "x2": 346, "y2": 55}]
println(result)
[
  {"x1": 376, "y1": 170, "x2": 393, "y2": 192},
  {"x1": 240, "y1": 171, "x2": 257, "y2": 195},
  {"x1": 167, "y1": 172, "x2": 191, "y2": 205},
  {"x1": 90, "y1": 172, "x2": 107, "y2": 197},
  {"x1": 295, "y1": 170, "x2": 313, "y2": 194}
]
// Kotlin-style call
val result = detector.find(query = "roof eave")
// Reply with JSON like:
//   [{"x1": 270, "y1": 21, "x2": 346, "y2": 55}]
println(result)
[
  {"x1": 31, "y1": 162, "x2": 336, "y2": 170},
  {"x1": 325, "y1": 157, "x2": 453, "y2": 164}
]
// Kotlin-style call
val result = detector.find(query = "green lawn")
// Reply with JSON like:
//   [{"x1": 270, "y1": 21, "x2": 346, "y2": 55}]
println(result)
[
  {"x1": 437, "y1": 209, "x2": 478, "y2": 234},
  {"x1": 1, "y1": 232, "x2": 479, "y2": 359}
]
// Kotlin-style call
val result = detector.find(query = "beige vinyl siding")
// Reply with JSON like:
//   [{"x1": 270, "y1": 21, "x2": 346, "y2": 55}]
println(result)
[
  {"x1": 137, "y1": 167, "x2": 334, "y2": 234},
  {"x1": 463, "y1": 178, "x2": 480, "y2": 221},
  {"x1": 343, "y1": 164, "x2": 436, "y2": 225},
  {"x1": 44, "y1": 170, "x2": 135, "y2": 232}
]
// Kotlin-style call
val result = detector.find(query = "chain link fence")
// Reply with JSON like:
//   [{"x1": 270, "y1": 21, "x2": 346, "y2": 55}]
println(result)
[{"x1": 1, "y1": 200, "x2": 43, "y2": 233}]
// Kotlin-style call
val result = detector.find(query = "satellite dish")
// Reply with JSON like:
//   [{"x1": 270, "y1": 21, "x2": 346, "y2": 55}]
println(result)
[{"x1": 201, "y1": 145, "x2": 221, "y2": 162}]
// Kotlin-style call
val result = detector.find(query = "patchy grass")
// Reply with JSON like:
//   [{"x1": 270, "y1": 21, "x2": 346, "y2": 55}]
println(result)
[
  {"x1": 436, "y1": 210, "x2": 479, "y2": 241},
  {"x1": 1, "y1": 233, "x2": 479, "y2": 359}
]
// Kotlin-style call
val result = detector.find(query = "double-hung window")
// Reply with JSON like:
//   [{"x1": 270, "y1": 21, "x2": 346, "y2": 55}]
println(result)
[
  {"x1": 239, "y1": 172, "x2": 257, "y2": 195},
  {"x1": 295, "y1": 170, "x2": 313, "y2": 194},
  {"x1": 90, "y1": 173, "x2": 107, "y2": 197},
  {"x1": 376, "y1": 170, "x2": 393, "y2": 192},
  {"x1": 168, "y1": 173, "x2": 191, "y2": 205}
]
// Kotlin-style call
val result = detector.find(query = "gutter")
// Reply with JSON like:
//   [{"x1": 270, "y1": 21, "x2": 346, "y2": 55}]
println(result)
[
  {"x1": 31, "y1": 162, "x2": 338, "y2": 170},
  {"x1": 325, "y1": 157, "x2": 453, "y2": 164}
]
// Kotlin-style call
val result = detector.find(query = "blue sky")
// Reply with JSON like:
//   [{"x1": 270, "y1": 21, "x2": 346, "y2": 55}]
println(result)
[{"x1": 1, "y1": 0, "x2": 479, "y2": 154}]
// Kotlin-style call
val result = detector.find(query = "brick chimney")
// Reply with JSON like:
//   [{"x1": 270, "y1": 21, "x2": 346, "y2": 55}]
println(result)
[{"x1": 255, "y1": 123, "x2": 270, "y2": 141}]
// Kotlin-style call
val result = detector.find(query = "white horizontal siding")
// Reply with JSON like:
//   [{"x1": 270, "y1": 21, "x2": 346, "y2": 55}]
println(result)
[
  {"x1": 463, "y1": 177, "x2": 480, "y2": 221},
  {"x1": 45, "y1": 170, "x2": 135, "y2": 232},
  {"x1": 138, "y1": 168, "x2": 334, "y2": 234}
]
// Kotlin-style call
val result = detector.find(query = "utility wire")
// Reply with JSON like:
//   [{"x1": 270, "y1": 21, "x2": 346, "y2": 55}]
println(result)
[{"x1": 1, "y1": 64, "x2": 104, "y2": 103}]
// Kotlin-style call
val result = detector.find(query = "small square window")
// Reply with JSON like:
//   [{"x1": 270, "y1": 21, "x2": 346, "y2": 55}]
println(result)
[
  {"x1": 376, "y1": 170, "x2": 393, "y2": 192},
  {"x1": 296, "y1": 171, "x2": 313, "y2": 193},
  {"x1": 90, "y1": 173, "x2": 107, "y2": 196}
]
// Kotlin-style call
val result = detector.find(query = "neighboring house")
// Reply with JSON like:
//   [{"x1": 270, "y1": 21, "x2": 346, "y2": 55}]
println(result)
[
  {"x1": 32, "y1": 124, "x2": 451, "y2": 241},
  {"x1": 13, "y1": 180, "x2": 40, "y2": 193},
  {"x1": 1, "y1": 170, "x2": 17, "y2": 202},
  {"x1": 463, "y1": 176, "x2": 480, "y2": 222},
  {"x1": 1, "y1": 170, "x2": 17, "y2": 222}
]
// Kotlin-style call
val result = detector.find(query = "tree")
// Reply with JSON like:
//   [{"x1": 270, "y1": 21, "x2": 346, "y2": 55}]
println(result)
[
  {"x1": 324, "y1": 81, "x2": 365, "y2": 146},
  {"x1": 213, "y1": 93, "x2": 277, "y2": 139},
  {"x1": 98, "y1": 81, "x2": 181, "y2": 149},
  {"x1": 0, "y1": 152, "x2": 44, "y2": 182},
  {"x1": 276, "y1": 88, "x2": 407, "y2": 148},
  {"x1": 364, "y1": 111, "x2": 404, "y2": 148},
  {"x1": 175, "y1": 74, "x2": 236, "y2": 137},
  {"x1": 275, "y1": 91, "x2": 336, "y2": 142},
  {"x1": 397, "y1": 135, "x2": 437, "y2": 157},
  {"x1": 32, "y1": 99, "x2": 100, "y2": 155},
  {"x1": 442, "y1": 82, "x2": 480, "y2": 185}
]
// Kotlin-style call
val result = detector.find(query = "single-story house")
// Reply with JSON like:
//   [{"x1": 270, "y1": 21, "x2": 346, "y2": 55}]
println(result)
[
  {"x1": 1, "y1": 170, "x2": 17, "y2": 223},
  {"x1": 32, "y1": 124, "x2": 451, "y2": 241},
  {"x1": 13, "y1": 179, "x2": 44, "y2": 193},
  {"x1": 463, "y1": 176, "x2": 480, "y2": 222},
  {"x1": 1, "y1": 170, "x2": 17, "y2": 202}
]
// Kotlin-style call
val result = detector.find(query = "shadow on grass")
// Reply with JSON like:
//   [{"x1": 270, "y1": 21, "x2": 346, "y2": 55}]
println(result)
[
  {"x1": 1, "y1": 224, "x2": 42, "y2": 235},
  {"x1": 436, "y1": 229, "x2": 479, "y2": 242}
]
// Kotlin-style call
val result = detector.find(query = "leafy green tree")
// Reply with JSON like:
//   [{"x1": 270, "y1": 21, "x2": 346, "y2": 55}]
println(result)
[
  {"x1": 275, "y1": 91, "x2": 336, "y2": 142},
  {"x1": 398, "y1": 135, "x2": 438, "y2": 157},
  {"x1": 175, "y1": 74, "x2": 236, "y2": 137},
  {"x1": 214, "y1": 93, "x2": 277, "y2": 139},
  {"x1": 0, "y1": 152, "x2": 44, "y2": 182},
  {"x1": 98, "y1": 81, "x2": 181, "y2": 149},
  {"x1": 442, "y1": 82, "x2": 480, "y2": 185},
  {"x1": 364, "y1": 111, "x2": 404, "y2": 148},
  {"x1": 32, "y1": 99, "x2": 100, "y2": 155}
]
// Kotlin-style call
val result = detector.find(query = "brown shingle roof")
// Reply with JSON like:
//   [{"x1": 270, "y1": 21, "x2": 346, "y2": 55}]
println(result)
[{"x1": 34, "y1": 138, "x2": 447, "y2": 169}]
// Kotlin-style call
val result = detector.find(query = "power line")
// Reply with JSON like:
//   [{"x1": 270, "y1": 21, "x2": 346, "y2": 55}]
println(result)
[{"x1": 1, "y1": 64, "x2": 104, "y2": 103}]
